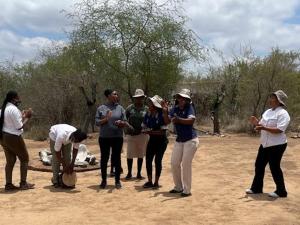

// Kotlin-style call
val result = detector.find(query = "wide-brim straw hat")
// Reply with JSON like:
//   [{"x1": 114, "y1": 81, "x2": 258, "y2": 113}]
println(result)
[
  {"x1": 175, "y1": 88, "x2": 191, "y2": 100},
  {"x1": 272, "y1": 90, "x2": 288, "y2": 106},
  {"x1": 132, "y1": 89, "x2": 146, "y2": 98},
  {"x1": 62, "y1": 172, "x2": 77, "y2": 187},
  {"x1": 148, "y1": 95, "x2": 163, "y2": 108}
]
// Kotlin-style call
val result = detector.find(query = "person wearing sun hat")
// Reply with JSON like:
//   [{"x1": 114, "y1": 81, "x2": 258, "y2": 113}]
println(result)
[
  {"x1": 246, "y1": 90, "x2": 290, "y2": 198},
  {"x1": 124, "y1": 89, "x2": 149, "y2": 180},
  {"x1": 141, "y1": 95, "x2": 169, "y2": 189},
  {"x1": 166, "y1": 88, "x2": 199, "y2": 197}
]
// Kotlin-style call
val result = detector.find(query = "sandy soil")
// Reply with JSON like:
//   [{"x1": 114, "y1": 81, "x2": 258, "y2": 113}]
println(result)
[{"x1": 0, "y1": 134, "x2": 299, "y2": 225}]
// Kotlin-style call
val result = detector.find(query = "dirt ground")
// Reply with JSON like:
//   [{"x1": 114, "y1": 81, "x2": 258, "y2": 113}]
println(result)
[{"x1": 0, "y1": 133, "x2": 299, "y2": 225}]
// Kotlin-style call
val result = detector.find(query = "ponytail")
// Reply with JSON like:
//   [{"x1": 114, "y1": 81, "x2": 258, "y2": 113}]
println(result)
[{"x1": 0, "y1": 91, "x2": 18, "y2": 139}]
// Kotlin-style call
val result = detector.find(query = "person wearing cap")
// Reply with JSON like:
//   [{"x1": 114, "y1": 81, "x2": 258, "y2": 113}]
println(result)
[
  {"x1": 246, "y1": 90, "x2": 290, "y2": 198},
  {"x1": 0, "y1": 90, "x2": 35, "y2": 191},
  {"x1": 166, "y1": 89, "x2": 199, "y2": 197},
  {"x1": 142, "y1": 95, "x2": 169, "y2": 189},
  {"x1": 49, "y1": 124, "x2": 88, "y2": 188},
  {"x1": 95, "y1": 89, "x2": 127, "y2": 189},
  {"x1": 125, "y1": 89, "x2": 149, "y2": 180}
]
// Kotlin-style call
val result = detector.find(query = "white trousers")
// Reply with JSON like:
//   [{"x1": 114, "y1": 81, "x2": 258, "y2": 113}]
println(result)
[{"x1": 171, "y1": 138, "x2": 199, "y2": 194}]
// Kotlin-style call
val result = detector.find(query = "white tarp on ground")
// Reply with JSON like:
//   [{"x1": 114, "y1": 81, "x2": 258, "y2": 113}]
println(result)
[{"x1": 39, "y1": 144, "x2": 97, "y2": 167}]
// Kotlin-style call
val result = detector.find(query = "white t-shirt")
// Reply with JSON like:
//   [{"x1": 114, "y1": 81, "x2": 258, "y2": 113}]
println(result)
[
  {"x1": 49, "y1": 124, "x2": 79, "y2": 152},
  {"x1": 0, "y1": 103, "x2": 23, "y2": 136},
  {"x1": 259, "y1": 107, "x2": 290, "y2": 148}
]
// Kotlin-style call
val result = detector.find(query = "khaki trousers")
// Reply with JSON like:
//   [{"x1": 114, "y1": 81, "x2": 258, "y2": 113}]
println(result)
[
  {"x1": 171, "y1": 138, "x2": 199, "y2": 194},
  {"x1": 1, "y1": 132, "x2": 29, "y2": 184},
  {"x1": 50, "y1": 140, "x2": 72, "y2": 184}
]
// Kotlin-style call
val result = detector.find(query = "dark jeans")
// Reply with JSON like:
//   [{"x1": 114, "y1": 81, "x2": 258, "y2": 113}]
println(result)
[
  {"x1": 1, "y1": 132, "x2": 29, "y2": 184},
  {"x1": 145, "y1": 135, "x2": 168, "y2": 180},
  {"x1": 251, "y1": 143, "x2": 287, "y2": 196},
  {"x1": 99, "y1": 137, "x2": 123, "y2": 182}
]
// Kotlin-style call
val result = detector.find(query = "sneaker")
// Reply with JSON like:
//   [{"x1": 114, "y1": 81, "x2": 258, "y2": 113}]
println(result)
[
  {"x1": 5, "y1": 183, "x2": 19, "y2": 191},
  {"x1": 136, "y1": 174, "x2": 145, "y2": 180},
  {"x1": 268, "y1": 192, "x2": 280, "y2": 198},
  {"x1": 268, "y1": 191, "x2": 287, "y2": 198},
  {"x1": 245, "y1": 188, "x2": 262, "y2": 194},
  {"x1": 143, "y1": 181, "x2": 154, "y2": 188},
  {"x1": 53, "y1": 183, "x2": 60, "y2": 188},
  {"x1": 115, "y1": 181, "x2": 122, "y2": 189},
  {"x1": 169, "y1": 189, "x2": 183, "y2": 194},
  {"x1": 125, "y1": 174, "x2": 132, "y2": 180},
  {"x1": 245, "y1": 188, "x2": 254, "y2": 194},
  {"x1": 181, "y1": 192, "x2": 192, "y2": 197},
  {"x1": 19, "y1": 182, "x2": 35, "y2": 190},
  {"x1": 100, "y1": 180, "x2": 107, "y2": 189},
  {"x1": 152, "y1": 182, "x2": 160, "y2": 189},
  {"x1": 110, "y1": 172, "x2": 115, "y2": 177}
]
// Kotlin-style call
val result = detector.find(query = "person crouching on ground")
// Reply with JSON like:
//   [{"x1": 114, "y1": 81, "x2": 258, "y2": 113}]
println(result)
[
  {"x1": 246, "y1": 90, "x2": 290, "y2": 198},
  {"x1": 49, "y1": 124, "x2": 87, "y2": 188},
  {"x1": 0, "y1": 90, "x2": 35, "y2": 191},
  {"x1": 125, "y1": 89, "x2": 149, "y2": 180},
  {"x1": 142, "y1": 95, "x2": 169, "y2": 189},
  {"x1": 166, "y1": 89, "x2": 199, "y2": 197}
]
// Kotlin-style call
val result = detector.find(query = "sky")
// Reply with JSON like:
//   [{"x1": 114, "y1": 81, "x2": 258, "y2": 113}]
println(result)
[{"x1": 1, "y1": 0, "x2": 300, "y2": 64}]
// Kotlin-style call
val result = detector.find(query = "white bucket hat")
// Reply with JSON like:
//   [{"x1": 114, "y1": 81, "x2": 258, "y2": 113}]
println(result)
[
  {"x1": 132, "y1": 89, "x2": 146, "y2": 98},
  {"x1": 272, "y1": 90, "x2": 288, "y2": 106},
  {"x1": 175, "y1": 89, "x2": 191, "y2": 100},
  {"x1": 62, "y1": 172, "x2": 77, "y2": 187},
  {"x1": 148, "y1": 95, "x2": 163, "y2": 108}
]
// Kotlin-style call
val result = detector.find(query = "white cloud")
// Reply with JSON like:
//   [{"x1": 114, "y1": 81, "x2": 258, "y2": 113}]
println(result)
[
  {"x1": 183, "y1": 0, "x2": 300, "y2": 56},
  {"x1": 0, "y1": 0, "x2": 300, "y2": 64},
  {"x1": 0, "y1": 0, "x2": 74, "y2": 33},
  {"x1": 0, "y1": 30, "x2": 66, "y2": 63}
]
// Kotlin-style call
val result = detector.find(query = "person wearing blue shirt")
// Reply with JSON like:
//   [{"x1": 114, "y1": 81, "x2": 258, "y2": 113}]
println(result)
[
  {"x1": 167, "y1": 89, "x2": 199, "y2": 197},
  {"x1": 142, "y1": 95, "x2": 169, "y2": 189}
]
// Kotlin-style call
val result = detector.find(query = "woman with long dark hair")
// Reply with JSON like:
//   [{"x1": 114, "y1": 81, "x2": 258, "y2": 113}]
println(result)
[
  {"x1": 95, "y1": 89, "x2": 127, "y2": 189},
  {"x1": 0, "y1": 91, "x2": 34, "y2": 191}
]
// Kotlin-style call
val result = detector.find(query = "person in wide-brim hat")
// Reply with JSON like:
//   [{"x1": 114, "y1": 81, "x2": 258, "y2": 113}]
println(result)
[
  {"x1": 246, "y1": 90, "x2": 290, "y2": 198},
  {"x1": 142, "y1": 94, "x2": 169, "y2": 189},
  {"x1": 125, "y1": 89, "x2": 149, "y2": 180},
  {"x1": 168, "y1": 88, "x2": 199, "y2": 197}
]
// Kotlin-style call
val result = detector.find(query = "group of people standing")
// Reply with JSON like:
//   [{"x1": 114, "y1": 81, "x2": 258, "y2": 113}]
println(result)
[
  {"x1": 95, "y1": 88, "x2": 199, "y2": 197},
  {"x1": 0, "y1": 88, "x2": 291, "y2": 199}
]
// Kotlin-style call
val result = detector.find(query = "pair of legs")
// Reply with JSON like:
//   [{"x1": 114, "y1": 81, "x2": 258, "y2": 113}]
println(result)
[
  {"x1": 99, "y1": 137, "x2": 123, "y2": 188},
  {"x1": 126, "y1": 134, "x2": 149, "y2": 179},
  {"x1": 1, "y1": 132, "x2": 34, "y2": 190},
  {"x1": 250, "y1": 143, "x2": 287, "y2": 197},
  {"x1": 171, "y1": 138, "x2": 199, "y2": 195},
  {"x1": 126, "y1": 158, "x2": 143, "y2": 179},
  {"x1": 50, "y1": 140, "x2": 72, "y2": 186},
  {"x1": 144, "y1": 136, "x2": 168, "y2": 188}
]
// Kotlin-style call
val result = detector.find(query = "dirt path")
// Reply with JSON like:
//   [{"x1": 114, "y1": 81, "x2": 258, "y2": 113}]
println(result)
[{"x1": 0, "y1": 134, "x2": 299, "y2": 225}]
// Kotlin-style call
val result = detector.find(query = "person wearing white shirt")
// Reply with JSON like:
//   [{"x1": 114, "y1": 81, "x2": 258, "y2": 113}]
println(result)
[
  {"x1": 49, "y1": 124, "x2": 87, "y2": 188},
  {"x1": 246, "y1": 90, "x2": 290, "y2": 198},
  {"x1": 0, "y1": 91, "x2": 34, "y2": 191}
]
